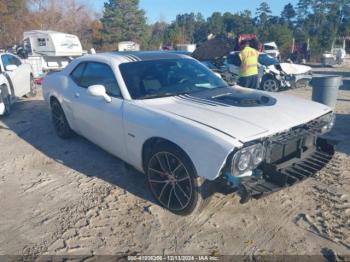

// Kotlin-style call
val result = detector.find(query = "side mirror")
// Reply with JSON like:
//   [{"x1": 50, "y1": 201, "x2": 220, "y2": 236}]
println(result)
[
  {"x1": 87, "y1": 85, "x2": 112, "y2": 103},
  {"x1": 5, "y1": 65, "x2": 17, "y2": 71}
]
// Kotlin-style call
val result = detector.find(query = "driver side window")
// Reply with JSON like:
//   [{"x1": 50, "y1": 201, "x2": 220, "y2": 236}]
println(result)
[
  {"x1": 2, "y1": 54, "x2": 22, "y2": 69},
  {"x1": 70, "y1": 62, "x2": 122, "y2": 98},
  {"x1": 82, "y1": 62, "x2": 121, "y2": 98}
]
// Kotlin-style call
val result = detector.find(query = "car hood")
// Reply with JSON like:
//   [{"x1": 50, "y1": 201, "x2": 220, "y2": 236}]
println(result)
[
  {"x1": 141, "y1": 86, "x2": 331, "y2": 143},
  {"x1": 279, "y1": 63, "x2": 312, "y2": 75}
]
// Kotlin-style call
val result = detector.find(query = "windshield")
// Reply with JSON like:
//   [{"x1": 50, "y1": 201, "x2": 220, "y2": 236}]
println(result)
[
  {"x1": 259, "y1": 53, "x2": 279, "y2": 66},
  {"x1": 119, "y1": 58, "x2": 227, "y2": 99}
]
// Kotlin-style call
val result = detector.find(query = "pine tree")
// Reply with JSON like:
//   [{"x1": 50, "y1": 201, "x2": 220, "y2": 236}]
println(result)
[
  {"x1": 207, "y1": 12, "x2": 224, "y2": 35},
  {"x1": 281, "y1": 3, "x2": 296, "y2": 28},
  {"x1": 256, "y1": 2, "x2": 272, "y2": 28},
  {"x1": 296, "y1": 0, "x2": 312, "y2": 27},
  {"x1": 256, "y1": 2, "x2": 272, "y2": 41},
  {"x1": 100, "y1": 0, "x2": 147, "y2": 49}
]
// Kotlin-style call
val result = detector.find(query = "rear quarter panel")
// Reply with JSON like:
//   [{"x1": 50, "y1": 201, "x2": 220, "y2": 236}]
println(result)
[{"x1": 42, "y1": 70, "x2": 79, "y2": 132}]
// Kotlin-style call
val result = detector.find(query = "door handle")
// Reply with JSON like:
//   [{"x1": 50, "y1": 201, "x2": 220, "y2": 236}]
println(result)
[{"x1": 75, "y1": 92, "x2": 80, "y2": 98}]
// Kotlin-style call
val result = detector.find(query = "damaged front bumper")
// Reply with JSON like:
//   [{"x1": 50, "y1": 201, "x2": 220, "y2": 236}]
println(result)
[
  {"x1": 285, "y1": 73, "x2": 313, "y2": 88},
  {"x1": 221, "y1": 137, "x2": 335, "y2": 203}
]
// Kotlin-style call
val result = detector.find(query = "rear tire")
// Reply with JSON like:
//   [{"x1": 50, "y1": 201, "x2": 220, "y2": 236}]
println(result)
[
  {"x1": 50, "y1": 99, "x2": 74, "y2": 138},
  {"x1": 146, "y1": 143, "x2": 213, "y2": 216}
]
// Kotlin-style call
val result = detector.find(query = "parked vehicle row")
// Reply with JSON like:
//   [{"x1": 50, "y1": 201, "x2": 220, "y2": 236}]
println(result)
[
  {"x1": 0, "y1": 30, "x2": 86, "y2": 116},
  {"x1": 42, "y1": 52, "x2": 335, "y2": 215}
]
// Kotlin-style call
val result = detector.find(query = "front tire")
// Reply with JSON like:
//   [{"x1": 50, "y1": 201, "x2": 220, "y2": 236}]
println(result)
[
  {"x1": 0, "y1": 93, "x2": 11, "y2": 116},
  {"x1": 261, "y1": 75, "x2": 280, "y2": 92},
  {"x1": 50, "y1": 99, "x2": 74, "y2": 138},
  {"x1": 146, "y1": 143, "x2": 212, "y2": 215}
]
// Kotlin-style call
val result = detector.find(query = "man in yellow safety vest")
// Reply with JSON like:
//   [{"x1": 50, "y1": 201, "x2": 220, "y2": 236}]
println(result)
[{"x1": 238, "y1": 40, "x2": 259, "y2": 89}]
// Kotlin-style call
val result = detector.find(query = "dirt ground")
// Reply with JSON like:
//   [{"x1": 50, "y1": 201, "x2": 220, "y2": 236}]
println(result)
[{"x1": 0, "y1": 65, "x2": 350, "y2": 258}]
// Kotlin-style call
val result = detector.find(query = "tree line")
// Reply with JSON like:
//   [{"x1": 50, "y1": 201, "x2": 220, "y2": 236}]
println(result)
[{"x1": 1, "y1": 0, "x2": 350, "y2": 59}]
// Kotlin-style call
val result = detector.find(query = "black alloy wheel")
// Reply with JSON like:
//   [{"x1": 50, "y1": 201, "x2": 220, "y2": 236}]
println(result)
[
  {"x1": 146, "y1": 143, "x2": 201, "y2": 215},
  {"x1": 51, "y1": 99, "x2": 74, "y2": 138},
  {"x1": 1, "y1": 94, "x2": 11, "y2": 116}
]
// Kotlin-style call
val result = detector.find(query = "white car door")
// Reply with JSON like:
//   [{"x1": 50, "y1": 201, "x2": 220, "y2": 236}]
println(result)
[
  {"x1": 67, "y1": 61, "x2": 127, "y2": 160},
  {"x1": 1, "y1": 54, "x2": 30, "y2": 98}
]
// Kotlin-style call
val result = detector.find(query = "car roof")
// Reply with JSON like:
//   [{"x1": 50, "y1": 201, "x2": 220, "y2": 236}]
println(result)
[
  {"x1": 98, "y1": 51, "x2": 191, "y2": 63},
  {"x1": 0, "y1": 52, "x2": 15, "y2": 56}
]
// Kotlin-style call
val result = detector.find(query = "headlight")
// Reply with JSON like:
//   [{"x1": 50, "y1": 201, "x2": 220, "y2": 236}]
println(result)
[
  {"x1": 319, "y1": 113, "x2": 336, "y2": 134},
  {"x1": 232, "y1": 143, "x2": 265, "y2": 175},
  {"x1": 252, "y1": 143, "x2": 265, "y2": 166},
  {"x1": 236, "y1": 150, "x2": 251, "y2": 172}
]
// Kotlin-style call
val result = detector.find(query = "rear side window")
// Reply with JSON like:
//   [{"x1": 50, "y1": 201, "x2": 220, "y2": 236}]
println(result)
[
  {"x1": 79, "y1": 62, "x2": 121, "y2": 98},
  {"x1": 70, "y1": 63, "x2": 86, "y2": 85}
]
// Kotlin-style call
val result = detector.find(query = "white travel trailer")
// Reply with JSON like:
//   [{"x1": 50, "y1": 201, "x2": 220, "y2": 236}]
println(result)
[
  {"x1": 23, "y1": 30, "x2": 83, "y2": 73},
  {"x1": 118, "y1": 41, "x2": 140, "y2": 52}
]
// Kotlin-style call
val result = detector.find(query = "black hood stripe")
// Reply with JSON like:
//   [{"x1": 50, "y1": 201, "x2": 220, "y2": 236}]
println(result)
[
  {"x1": 182, "y1": 87, "x2": 277, "y2": 108},
  {"x1": 124, "y1": 55, "x2": 137, "y2": 62},
  {"x1": 177, "y1": 94, "x2": 230, "y2": 107},
  {"x1": 177, "y1": 95, "x2": 220, "y2": 107},
  {"x1": 123, "y1": 54, "x2": 141, "y2": 62},
  {"x1": 129, "y1": 54, "x2": 141, "y2": 61}
]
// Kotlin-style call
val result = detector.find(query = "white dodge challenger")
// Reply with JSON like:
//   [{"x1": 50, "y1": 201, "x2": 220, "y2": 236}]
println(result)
[{"x1": 42, "y1": 52, "x2": 335, "y2": 215}]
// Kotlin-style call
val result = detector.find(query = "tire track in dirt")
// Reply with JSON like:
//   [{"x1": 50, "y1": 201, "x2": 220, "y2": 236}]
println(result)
[
  {"x1": 41, "y1": 173, "x2": 157, "y2": 255},
  {"x1": 294, "y1": 153, "x2": 350, "y2": 250}
]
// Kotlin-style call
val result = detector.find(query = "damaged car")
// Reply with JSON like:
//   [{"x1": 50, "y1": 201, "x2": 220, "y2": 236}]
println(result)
[
  {"x1": 226, "y1": 52, "x2": 313, "y2": 92},
  {"x1": 43, "y1": 52, "x2": 335, "y2": 215}
]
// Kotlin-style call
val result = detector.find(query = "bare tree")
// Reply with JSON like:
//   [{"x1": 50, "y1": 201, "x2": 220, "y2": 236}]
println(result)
[{"x1": 0, "y1": 0, "x2": 100, "y2": 49}]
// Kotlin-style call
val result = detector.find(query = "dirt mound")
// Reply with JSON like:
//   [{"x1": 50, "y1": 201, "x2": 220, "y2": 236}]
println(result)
[{"x1": 192, "y1": 36, "x2": 235, "y2": 61}]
